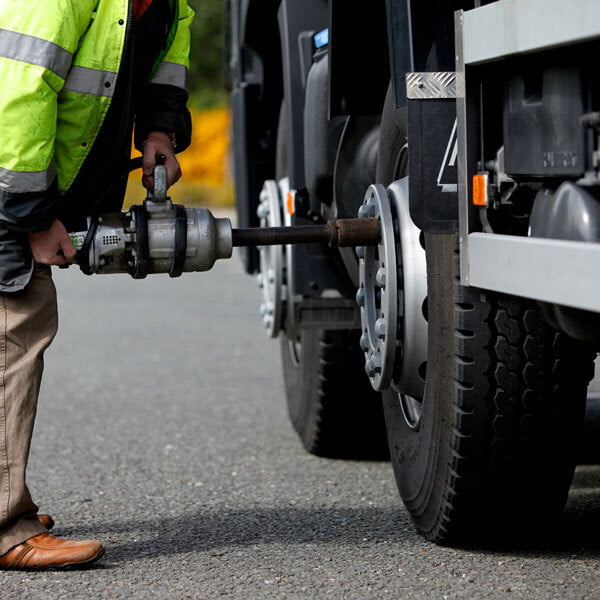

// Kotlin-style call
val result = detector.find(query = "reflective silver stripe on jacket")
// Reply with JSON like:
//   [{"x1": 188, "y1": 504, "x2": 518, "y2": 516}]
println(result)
[
  {"x1": 63, "y1": 66, "x2": 117, "y2": 98},
  {"x1": 0, "y1": 28, "x2": 72, "y2": 79},
  {"x1": 150, "y1": 62, "x2": 188, "y2": 91},
  {"x1": 0, "y1": 163, "x2": 56, "y2": 194}
]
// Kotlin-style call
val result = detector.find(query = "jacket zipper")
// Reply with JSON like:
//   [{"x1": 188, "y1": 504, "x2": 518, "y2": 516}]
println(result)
[{"x1": 119, "y1": 0, "x2": 135, "y2": 83}]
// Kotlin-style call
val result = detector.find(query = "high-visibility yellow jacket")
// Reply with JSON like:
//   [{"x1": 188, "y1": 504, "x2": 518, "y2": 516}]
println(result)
[{"x1": 0, "y1": 0, "x2": 194, "y2": 290}]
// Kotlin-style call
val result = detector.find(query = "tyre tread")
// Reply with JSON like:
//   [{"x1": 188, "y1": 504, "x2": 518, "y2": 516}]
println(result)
[
  {"x1": 281, "y1": 329, "x2": 389, "y2": 460},
  {"x1": 423, "y1": 242, "x2": 594, "y2": 543}
]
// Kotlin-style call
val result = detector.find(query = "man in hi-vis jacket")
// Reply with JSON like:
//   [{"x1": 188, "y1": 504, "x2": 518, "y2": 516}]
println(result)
[{"x1": 0, "y1": 0, "x2": 193, "y2": 569}]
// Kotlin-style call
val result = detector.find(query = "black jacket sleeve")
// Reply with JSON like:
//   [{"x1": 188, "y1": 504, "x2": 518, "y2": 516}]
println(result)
[
  {"x1": 0, "y1": 181, "x2": 58, "y2": 233},
  {"x1": 134, "y1": 83, "x2": 192, "y2": 154}
]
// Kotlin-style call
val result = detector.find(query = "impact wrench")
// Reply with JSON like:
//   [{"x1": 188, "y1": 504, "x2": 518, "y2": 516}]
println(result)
[{"x1": 65, "y1": 156, "x2": 381, "y2": 278}]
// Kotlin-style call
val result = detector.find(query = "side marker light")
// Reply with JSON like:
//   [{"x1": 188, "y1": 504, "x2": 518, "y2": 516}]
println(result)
[
  {"x1": 286, "y1": 191, "x2": 296, "y2": 215},
  {"x1": 472, "y1": 173, "x2": 488, "y2": 207}
]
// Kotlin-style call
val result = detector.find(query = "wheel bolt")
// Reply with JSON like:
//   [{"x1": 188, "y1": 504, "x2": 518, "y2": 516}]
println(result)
[
  {"x1": 376, "y1": 267, "x2": 386, "y2": 287},
  {"x1": 370, "y1": 352, "x2": 382, "y2": 373},
  {"x1": 360, "y1": 331, "x2": 369, "y2": 351},
  {"x1": 375, "y1": 318, "x2": 386, "y2": 339},
  {"x1": 366, "y1": 198, "x2": 377, "y2": 217},
  {"x1": 258, "y1": 198, "x2": 270, "y2": 218},
  {"x1": 355, "y1": 287, "x2": 365, "y2": 307}
]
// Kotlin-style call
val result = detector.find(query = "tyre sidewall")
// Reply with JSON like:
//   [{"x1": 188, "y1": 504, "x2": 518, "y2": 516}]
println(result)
[
  {"x1": 377, "y1": 83, "x2": 451, "y2": 532},
  {"x1": 280, "y1": 330, "x2": 321, "y2": 446},
  {"x1": 383, "y1": 233, "x2": 456, "y2": 534}
]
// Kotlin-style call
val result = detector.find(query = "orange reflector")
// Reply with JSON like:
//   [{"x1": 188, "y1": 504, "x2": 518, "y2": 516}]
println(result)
[
  {"x1": 286, "y1": 191, "x2": 296, "y2": 215},
  {"x1": 472, "y1": 173, "x2": 488, "y2": 206}
]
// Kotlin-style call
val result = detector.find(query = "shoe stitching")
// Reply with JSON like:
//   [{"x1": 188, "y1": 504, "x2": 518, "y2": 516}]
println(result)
[{"x1": 8, "y1": 543, "x2": 32, "y2": 568}]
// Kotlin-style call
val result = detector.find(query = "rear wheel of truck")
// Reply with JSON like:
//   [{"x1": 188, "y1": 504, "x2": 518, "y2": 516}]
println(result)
[
  {"x1": 280, "y1": 330, "x2": 388, "y2": 459},
  {"x1": 276, "y1": 103, "x2": 388, "y2": 459},
  {"x1": 384, "y1": 233, "x2": 594, "y2": 544},
  {"x1": 376, "y1": 83, "x2": 595, "y2": 543}
]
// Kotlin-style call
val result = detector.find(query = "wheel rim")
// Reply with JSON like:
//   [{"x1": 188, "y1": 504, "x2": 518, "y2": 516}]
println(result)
[
  {"x1": 388, "y1": 179, "x2": 428, "y2": 400},
  {"x1": 288, "y1": 337, "x2": 301, "y2": 368},
  {"x1": 399, "y1": 393, "x2": 423, "y2": 430},
  {"x1": 357, "y1": 178, "x2": 428, "y2": 423},
  {"x1": 256, "y1": 180, "x2": 284, "y2": 337},
  {"x1": 356, "y1": 184, "x2": 398, "y2": 390}
]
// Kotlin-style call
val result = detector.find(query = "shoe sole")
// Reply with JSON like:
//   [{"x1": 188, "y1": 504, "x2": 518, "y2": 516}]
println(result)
[{"x1": 50, "y1": 546, "x2": 106, "y2": 570}]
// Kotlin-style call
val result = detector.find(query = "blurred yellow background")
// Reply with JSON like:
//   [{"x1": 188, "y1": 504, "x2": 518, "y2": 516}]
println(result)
[
  {"x1": 124, "y1": 0, "x2": 233, "y2": 210},
  {"x1": 125, "y1": 106, "x2": 233, "y2": 209}
]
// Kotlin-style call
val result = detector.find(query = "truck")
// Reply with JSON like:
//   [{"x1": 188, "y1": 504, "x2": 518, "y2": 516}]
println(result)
[{"x1": 225, "y1": 0, "x2": 600, "y2": 544}]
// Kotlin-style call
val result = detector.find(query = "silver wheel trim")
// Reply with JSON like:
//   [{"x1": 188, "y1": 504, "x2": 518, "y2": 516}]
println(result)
[
  {"x1": 387, "y1": 178, "x2": 428, "y2": 407},
  {"x1": 257, "y1": 180, "x2": 284, "y2": 337},
  {"x1": 287, "y1": 338, "x2": 301, "y2": 368},
  {"x1": 356, "y1": 179, "x2": 428, "y2": 421}
]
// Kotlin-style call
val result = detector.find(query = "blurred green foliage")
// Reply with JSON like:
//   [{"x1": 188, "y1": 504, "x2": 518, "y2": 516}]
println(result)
[{"x1": 187, "y1": 0, "x2": 229, "y2": 109}]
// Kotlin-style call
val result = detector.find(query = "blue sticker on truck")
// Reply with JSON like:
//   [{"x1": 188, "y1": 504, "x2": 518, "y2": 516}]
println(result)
[{"x1": 314, "y1": 28, "x2": 329, "y2": 49}]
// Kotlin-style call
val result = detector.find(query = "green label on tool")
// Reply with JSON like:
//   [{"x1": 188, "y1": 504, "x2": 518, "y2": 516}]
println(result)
[{"x1": 70, "y1": 234, "x2": 85, "y2": 250}]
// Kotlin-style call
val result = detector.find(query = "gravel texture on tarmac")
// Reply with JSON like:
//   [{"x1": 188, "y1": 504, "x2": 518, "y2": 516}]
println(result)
[{"x1": 2, "y1": 239, "x2": 600, "y2": 599}]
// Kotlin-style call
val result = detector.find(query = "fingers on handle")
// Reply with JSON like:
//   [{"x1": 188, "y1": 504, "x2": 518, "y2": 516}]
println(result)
[
  {"x1": 166, "y1": 157, "x2": 182, "y2": 187},
  {"x1": 61, "y1": 244, "x2": 77, "y2": 261},
  {"x1": 142, "y1": 174, "x2": 154, "y2": 190},
  {"x1": 52, "y1": 255, "x2": 69, "y2": 266},
  {"x1": 59, "y1": 232, "x2": 77, "y2": 261},
  {"x1": 35, "y1": 252, "x2": 68, "y2": 266},
  {"x1": 143, "y1": 142, "x2": 158, "y2": 176}
]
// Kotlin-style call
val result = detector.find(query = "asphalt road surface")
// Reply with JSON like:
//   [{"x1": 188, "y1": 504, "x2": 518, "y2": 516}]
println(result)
[{"x1": 3, "y1": 239, "x2": 600, "y2": 599}]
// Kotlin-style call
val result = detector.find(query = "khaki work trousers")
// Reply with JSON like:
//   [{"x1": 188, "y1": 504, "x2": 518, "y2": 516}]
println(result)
[{"x1": 0, "y1": 266, "x2": 57, "y2": 555}]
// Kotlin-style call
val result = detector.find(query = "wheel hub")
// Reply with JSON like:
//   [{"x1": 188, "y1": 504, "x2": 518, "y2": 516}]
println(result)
[
  {"x1": 356, "y1": 179, "x2": 428, "y2": 400},
  {"x1": 356, "y1": 185, "x2": 398, "y2": 390}
]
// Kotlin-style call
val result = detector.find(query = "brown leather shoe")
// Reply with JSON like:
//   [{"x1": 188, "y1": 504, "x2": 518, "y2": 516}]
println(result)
[
  {"x1": 37, "y1": 514, "x2": 54, "y2": 530},
  {"x1": 0, "y1": 533, "x2": 104, "y2": 570}
]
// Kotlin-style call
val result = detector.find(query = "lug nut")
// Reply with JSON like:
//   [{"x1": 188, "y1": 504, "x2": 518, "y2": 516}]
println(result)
[
  {"x1": 365, "y1": 356, "x2": 375, "y2": 378},
  {"x1": 366, "y1": 198, "x2": 377, "y2": 218},
  {"x1": 360, "y1": 331, "x2": 369, "y2": 352},
  {"x1": 257, "y1": 202, "x2": 269, "y2": 219},
  {"x1": 356, "y1": 287, "x2": 365, "y2": 307},
  {"x1": 376, "y1": 267, "x2": 386, "y2": 287},
  {"x1": 370, "y1": 352, "x2": 382, "y2": 373},
  {"x1": 375, "y1": 318, "x2": 386, "y2": 339}
]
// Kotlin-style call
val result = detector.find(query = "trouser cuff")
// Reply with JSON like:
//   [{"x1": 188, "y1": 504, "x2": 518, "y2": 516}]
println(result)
[{"x1": 0, "y1": 517, "x2": 46, "y2": 556}]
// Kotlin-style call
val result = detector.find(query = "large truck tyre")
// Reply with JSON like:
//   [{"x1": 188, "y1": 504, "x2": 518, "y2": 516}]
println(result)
[
  {"x1": 280, "y1": 331, "x2": 389, "y2": 459},
  {"x1": 384, "y1": 233, "x2": 595, "y2": 543},
  {"x1": 376, "y1": 83, "x2": 595, "y2": 543},
  {"x1": 276, "y1": 104, "x2": 388, "y2": 459}
]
